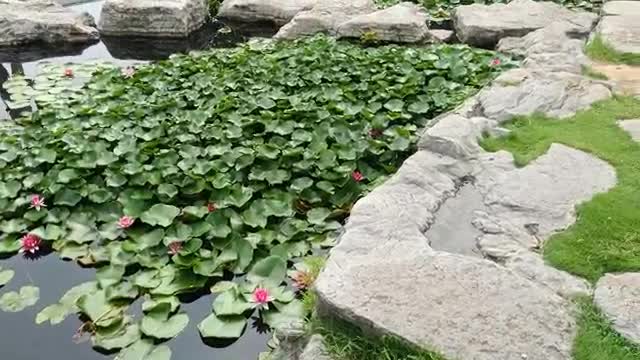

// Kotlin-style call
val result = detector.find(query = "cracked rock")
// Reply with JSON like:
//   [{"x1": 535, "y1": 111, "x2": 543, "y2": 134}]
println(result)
[{"x1": 594, "y1": 273, "x2": 640, "y2": 345}]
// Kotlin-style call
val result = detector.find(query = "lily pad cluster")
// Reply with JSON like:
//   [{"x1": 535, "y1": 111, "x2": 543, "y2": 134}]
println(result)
[
  {"x1": 0, "y1": 35, "x2": 510, "y2": 357},
  {"x1": 375, "y1": 0, "x2": 603, "y2": 22}
]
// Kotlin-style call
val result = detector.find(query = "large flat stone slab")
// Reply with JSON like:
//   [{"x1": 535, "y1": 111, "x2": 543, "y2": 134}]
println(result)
[
  {"x1": 596, "y1": 11, "x2": 640, "y2": 55},
  {"x1": 316, "y1": 251, "x2": 577, "y2": 360},
  {"x1": 98, "y1": 0, "x2": 208, "y2": 37},
  {"x1": 336, "y1": 2, "x2": 431, "y2": 43},
  {"x1": 594, "y1": 273, "x2": 640, "y2": 345},
  {"x1": 453, "y1": 0, "x2": 597, "y2": 48},
  {"x1": 0, "y1": 0, "x2": 99, "y2": 47},
  {"x1": 218, "y1": 0, "x2": 317, "y2": 26}
]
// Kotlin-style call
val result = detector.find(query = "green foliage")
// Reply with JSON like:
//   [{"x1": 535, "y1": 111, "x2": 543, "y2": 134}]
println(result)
[
  {"x1": 0, "y1": 266, "x2": 14, "y2": 287},
  {"x1": 374, "y1": 0, "x2": 603, "y2": 23},
  {"x1": 0, "y1": 285, "x2": 39, "y2": 312},
  {"x1": 573, "y1": 297, "x2": 640, "y2": 360},
  {"x1": 208, "y1": 0, "x2": 221, "y2": 16},
  {"x1": 585, "y1": 35, "x2": 640, "y2": 66},
  {"x1": 480, "y1": 97, "x2": 640, "y2": 282},
  {"x1": 0, "y1": 35, "x2": 508, "y2": 354},
  {"x1": 314, "y1": 317, "x2": 447, "y2": 360}
]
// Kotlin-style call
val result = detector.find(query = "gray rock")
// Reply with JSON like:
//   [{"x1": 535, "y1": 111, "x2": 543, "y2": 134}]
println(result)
[
  {"x1": 595, "y1": 12, "x2": 640, "y2": 55},
  {"x1": 336, "y1": 2, "x2": 431, "y2": 43},
  {"x1": 497, "y1": 21, "x2": 590, "y2": 74},
  {"x1": 618, "y1": 119, "x2": 640, "y2": 142},
  {"x1": 0, "y1": 0, "x2": 99, "y2": 47},
  {"x1": 429, "y1": 29, "x2": 455, "y2": 43},
  {"x1": 419, "y1": 114, "x2": 495, "y2": 159},
  {"x1": 602, "y1": 0, "x2": 640, "y2": 16},
  {"x1": 594, "y1": 273, "x2": 640, "y2": 345},
  {"x1": 453, "y1": 0, "x2": 597, "y2": 48},
  {"x1": 218, "y1": 0, "x2": 317, "y2": 25},
  {"x1": 300, "y1": 335, "x2": 331, "y2": 360},
  {"x1": 98, "y1": 0, "x2": 208, "y2": 37},
  {"x1": 316, "y1": 251, "x2": 577, "y2": 360},
  {"x1": 274, "y1": 0, "x2": 375, "y2": 40},
  {"x1": 478, "y1": 69, "x2": 612, "y2": 122}
]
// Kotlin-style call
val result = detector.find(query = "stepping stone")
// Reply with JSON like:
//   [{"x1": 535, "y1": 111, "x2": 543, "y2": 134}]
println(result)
[
  {"x1": 594, "y1": 273, "x2": 640, "y2": 345},
  {"x1": 596, "y1": 1, "x2": 640, "y2": 55},
  {"x1": 99, "y1": 0, "x2": 208, "y2": 38},
  {"x1": 452, "y1": 0, "x2": 596, "y2": 48},
  {"x1": 589, "y1": 63, "x2": 640, "y2": 97},
  {"x1": 0, "y1": 0, "x2": 99, "y2": 47},
  {"x1": 618, "y1": 119, "x2": 640, "y2": 141}
]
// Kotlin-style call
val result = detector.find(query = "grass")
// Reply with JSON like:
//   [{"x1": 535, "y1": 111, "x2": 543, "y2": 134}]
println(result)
[
  {"x1": 581, "y1": 65, "x2": 609, "y2": 80},
  {"x1": 586, "y1": 35, "x2": 640, "y2": 66},
  {"x1": 311, "y1": 316, "x2": 448, "y2": 360},
  {"x1": 573, "y1": 297, "x2": 640, "y2": 360},
  {"x1": 480, "y1": 97, "x2": 640, "y2": 283}
]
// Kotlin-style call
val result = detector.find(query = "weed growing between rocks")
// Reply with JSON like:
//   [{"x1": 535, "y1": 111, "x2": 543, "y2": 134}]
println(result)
[
  {"x1": 586, "y1": 35, "x2": 640, "y2": 66},
  {"x1": 0, "y1": 35, "x2": 509, "y2": 357}
]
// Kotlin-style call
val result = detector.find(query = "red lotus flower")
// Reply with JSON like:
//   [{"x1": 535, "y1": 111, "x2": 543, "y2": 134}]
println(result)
[
  {"x1": 30, "y1": 194, "x2": 46, "y2": 211},
  {"x1": 369, "y1": 128, "x2": 383, "y2": 138},
  {"x1": 250, "y1": 288, "x2": 274, "y2": 310},
  {"x1": 64, "y1": 68, "x2": 74, "y2": 78},
  {"x1": 167, "y1": 242, "x2": 183, "y2": 255},
  {"x1": 20, "y1": 233, "x2": 41, "y2": 254},
  {"x1": 117, "y1": 216, "x2": 135, "y2": 229},
  {"x1": 351, "y1": 170, "x2": 364, "y2": 182},
  {"x1": 207, "y1": 202, "x2": 217, "y2": 213},
  {"x1": 490, "y1": 58, "x2": 501, "y2": 67}
]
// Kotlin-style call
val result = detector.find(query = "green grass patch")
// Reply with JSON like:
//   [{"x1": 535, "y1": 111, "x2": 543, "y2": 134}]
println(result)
[
  {"x1": 586, "y1": 35, "x2": 640, "y2": 66},
  {"x1": 312, "y1": 316, "x2": 447, "y2": 360},
  {"x1": 480, "y1": 97, "x2": 640, "y2": 282},
  {"x1": 573, "y1": 297, "x2": 640, "y2": 360},
  {"x1": 581, "y1": 65, "x2": 609, "y2": 80}
]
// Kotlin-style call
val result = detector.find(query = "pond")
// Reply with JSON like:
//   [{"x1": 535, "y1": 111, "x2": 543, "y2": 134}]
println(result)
[{"x1": 0, "y1": 1, "x2": 272, "y2": 359}]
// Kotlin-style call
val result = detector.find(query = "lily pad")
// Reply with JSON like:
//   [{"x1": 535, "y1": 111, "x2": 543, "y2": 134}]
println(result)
[
  {"x1": 140, "y1": 303, "x2": 189, "y2": 339},
  {"x1": 141, "y1": 204, "x2": 180, "y2": 227},
  {"x1": 0, "y1": 267, "x2": 15, "y2": 286},
  {"x1": 198, "y1": 313, "x2": 246, "y2": 339},
  {"x1": 0, "y1": 286, "x2": 39, "y2": 312},
  {"x1": 247, "y1": 256, "x2": 287, "y2": 287}
]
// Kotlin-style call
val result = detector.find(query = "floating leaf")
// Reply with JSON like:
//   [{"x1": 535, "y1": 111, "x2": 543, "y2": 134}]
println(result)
[
  {"x1": 198, "y1": 313, "x2": 246, "y2": 339},
  {"x1": 247, "y1": 256, "x2": 287, "y2": 287},
  {"x1": 141, "y1": 204, "x2": 180, "y2": 227},
  {"x1": 140, "y1": 303, "x2": 189, "y2": 339},
  {"x1": 0, "y1": 286, "x2": 39, "y2": 312},
  {"x1": 0, "y1": 267, "x2": 15, "y2": 286}
]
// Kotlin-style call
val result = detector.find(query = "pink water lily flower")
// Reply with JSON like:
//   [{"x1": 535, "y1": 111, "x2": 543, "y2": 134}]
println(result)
[
  {"x1": 490, "y1": 58, "x2": 501, "y2": 67},
  {"x1": 117, "y1": 216, "x2": 135, "y2": 229},
  {"x1": 351, "y1": 170, "x2": 364, "y2": 183},
  {"x1": 121, "y1": 66, "x2": 135, "y2": 78},
  {"x1": 250, "y1": 288, "x2": 274, "y2": 310},
  {"x1": 167, "y1": 242, "x2": 183, "y2": 255},
  {"x1": 207, "y1": 202, "x2": 217, "y2": 213},
  {"x1": 20, "y1": 233, "x2": 42, "y2": 254},
  {"x1": 30, "y1": 194, "x2": 46, "y2": 211},
  {"x1": 64, "y1": 68, "x2": 74, "y2": 78}
]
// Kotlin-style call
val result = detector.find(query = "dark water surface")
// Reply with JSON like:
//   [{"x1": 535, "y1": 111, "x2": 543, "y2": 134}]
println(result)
[{"x1": 0, "y1": 1, "x2": 271, "y2": 359}]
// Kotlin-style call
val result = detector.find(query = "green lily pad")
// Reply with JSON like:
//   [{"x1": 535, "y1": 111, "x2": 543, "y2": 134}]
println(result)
[
  {"x1": 198, "y1": 313, "x2": 246, "y2": 339},
  {"x1": 0, "y1": 267, "x2": 15, "y2": 286},
  {"x1": 0, "y1": 286, "x2": 39, "y2": 312},
  {"x1": 141, "y1": 303, "x2": 189, "y2": 339},
  {"x1": 141, "y1": 204, "x2": 181, "y2": 227},
  {"x1": 247, "y1": 256, "x2": 287, "y2": 287}
]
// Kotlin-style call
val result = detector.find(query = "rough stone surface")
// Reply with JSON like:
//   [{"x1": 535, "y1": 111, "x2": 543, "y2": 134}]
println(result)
[
  {"x1": 337, "y1": 2, "x2": 431, "y2": 43},
  {"x1": 419, "y1": 114, "x2": 495, "y2": 159},
  {"x1": 300, "y1": 335, "x2": 331, "y2": 360},
  {"x1": 317, "y1": 251, "x2": 577, "y2": 360},
  {"x1": 98, "y1": 0, "x2": 208, "y2": 37},
  {"x1": 0, "y1": 0, "x2": 99, "y2": 47},
  {"x1": 218, "y1": 0, "x2": 317, "y2": 26},
  {"x1": 497, "y1": 21, "x2": 591, "y2": 74},
  {"x1": 619, "y1": 119, "x2": 640, "y2": 141},
  {"x1": 478, "y1": 69, "x2": 612, "y2": 122},
  {"x1": 596, "y1": 9, "x2": 640, "y2": 55},
  {"x1": 590, "y1": 63, "x2": 640, "y2": 97},
  {"x1": 602, "y1": 0, "x2": 640, "y2": 17},
  {"x1": 274, "y1": 0, "x2": 374, "y2": 39},
  {"x1": 429, "y1": 29, "x2": 455, "y2": 43},
  {"x1": 594, "y1": 273, "x2": 640, "y2": 345},
  {"x1": 453, "y1": 0, "x2": 597, "y2": 48}
]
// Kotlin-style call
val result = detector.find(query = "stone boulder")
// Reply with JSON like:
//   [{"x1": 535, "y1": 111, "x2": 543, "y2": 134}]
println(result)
[
  {"x1": 478, "y1": 68, "x2": 612, "y2": 122},
  {"x1": 274, "y1": 0, "x2": 375, "y2": 40},
  {"x1": 594, "y1": 273, "x2": 640, "y2": 345},
  {"x1": 618, "y1": 119, "x2": 640, "y2": 142},
  {"x1": 336, "y1": 2, "x2": 431, "y2": 43},
  {"x1": 595, "y1": 1, "x2": 640, "y2": 55},
  {"x1": 316, "y1": 250, "x2": 578, "y2": 360},
  {"x1": 98, "y1": 0, "x2": 208, "y2": 38},
  {"x1": 218, "y1": 0, "x2": 317, "y2": 26},
  {"x1": 453, "y1": 0, "x2": 597, "y2": 48},
  {"x1": 0, "y1": 0, "x2": 99, "y2": 47}
]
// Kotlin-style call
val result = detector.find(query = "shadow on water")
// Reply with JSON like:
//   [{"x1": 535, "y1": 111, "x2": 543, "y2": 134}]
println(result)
[{"x1": 0, "y1": 1, "x2": 274, "y2": 359}]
